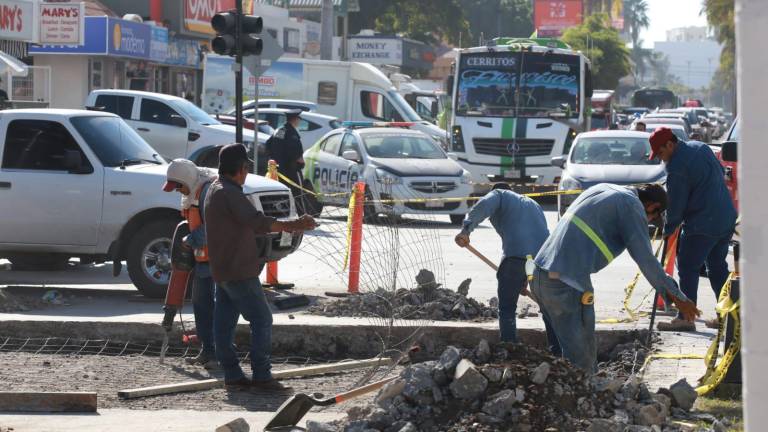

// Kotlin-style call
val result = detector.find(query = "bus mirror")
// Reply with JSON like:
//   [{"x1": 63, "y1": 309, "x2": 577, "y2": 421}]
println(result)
[
  {"x1": 431, "y1": 100, "x2": 439, "y2": 118},
  {"x1": 445, "y1": 76, "x2": 454, "y2": 96},
  {"x1": 721, "y1": 141, "x2": 737, "y2": 162}
]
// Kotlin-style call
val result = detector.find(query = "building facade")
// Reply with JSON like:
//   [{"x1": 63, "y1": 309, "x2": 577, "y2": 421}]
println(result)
[{"x1": 654, "y1": 26, "x2": 721, "y2": 90}]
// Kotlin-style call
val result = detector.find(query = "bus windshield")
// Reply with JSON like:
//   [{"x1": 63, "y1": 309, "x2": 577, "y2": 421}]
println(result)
[
  {"x1": 455, "y1": 51, "x2": 580, "y2": 118},
  {"x1": 632, "y1": 89, "x2": 677, "y2": 110}
]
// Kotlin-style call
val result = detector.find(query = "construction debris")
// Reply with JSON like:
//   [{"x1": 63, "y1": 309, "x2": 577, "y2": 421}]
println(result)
[
  {"x1": 215, "y1": 418, "x2": 249, "y2": 432},
  {"x1": 305, "y1": 340, "x2": 710, "y2": 432},
  {"x1": 308, "y1": 271, "x2": 499, "y2": 321}
]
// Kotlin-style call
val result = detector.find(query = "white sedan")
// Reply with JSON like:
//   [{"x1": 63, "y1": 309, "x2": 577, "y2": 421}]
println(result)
[{"x1": 247, "y1": 108, "x2": 342, "y2": 150}]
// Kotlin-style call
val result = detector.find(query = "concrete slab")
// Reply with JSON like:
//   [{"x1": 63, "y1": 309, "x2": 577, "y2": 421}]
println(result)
[{"x1": 0, "y1": 408, "x2": 343, "y2": 432}]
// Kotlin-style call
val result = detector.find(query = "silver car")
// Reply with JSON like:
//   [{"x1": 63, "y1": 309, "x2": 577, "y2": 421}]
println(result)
[{"x1": 551, "y1": 130, "x2": 665, "y2": 215}]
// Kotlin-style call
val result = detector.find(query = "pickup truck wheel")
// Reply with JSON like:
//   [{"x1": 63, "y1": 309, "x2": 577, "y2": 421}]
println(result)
[
  {"x1": 127, "y1": 220, "x2": 175, "y2": 298},
  {"x1": 8, "y1": 254, "x2": 70, "y2": 271}
]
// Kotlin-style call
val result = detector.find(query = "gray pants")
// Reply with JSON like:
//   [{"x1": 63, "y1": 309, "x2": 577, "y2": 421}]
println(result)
[{"x1": 531, "y1": 267, "x2": 596, "y2": 372}]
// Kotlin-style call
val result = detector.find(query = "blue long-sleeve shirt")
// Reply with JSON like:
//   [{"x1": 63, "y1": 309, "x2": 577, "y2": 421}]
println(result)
[
  {"x1": 461, "y1": 190, "x2": 549, "y2": 260},
  {"x1": 663, "y1": 141, "x2": 736, "y2": 237},
  {"x1": 535, "y1": 184, "x2": 688, "y2": 301}
]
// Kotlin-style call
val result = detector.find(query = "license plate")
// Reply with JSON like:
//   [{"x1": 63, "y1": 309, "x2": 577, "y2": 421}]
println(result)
[
  {"x1": 425, "y1": 200, "x2": 444, "y2": 208},
  {"x1": 504, "y1": 169, "x2": 521, "y2": 178},
  {"x1": 279, "y1": 232, "x2": 292, "y2": 247}
]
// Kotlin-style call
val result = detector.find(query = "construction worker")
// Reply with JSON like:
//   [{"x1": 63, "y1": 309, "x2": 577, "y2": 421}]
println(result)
[
  {"x1": 204, "y1": 144, "x2": 315, "y2": 390},
  {"x1": 162, "y1": 159, "x2": 217, "y2": 369},
  {"x1": 266, "y1": 109, "x2": 307, "y2": 214},
  {"x1": 531, "y1": 183, "x2": 699, "y2": 371},
  {"x1": 455, "y1": 183, "x2": 560, "y2": 354},
  {"x1": 648, "y1": 128, "x2": 737, "y2": 331}
]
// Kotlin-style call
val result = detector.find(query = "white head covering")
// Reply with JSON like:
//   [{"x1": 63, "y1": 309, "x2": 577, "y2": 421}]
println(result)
[{"x1": 165, "y1": 159, "x2": 217, "y2": 209}]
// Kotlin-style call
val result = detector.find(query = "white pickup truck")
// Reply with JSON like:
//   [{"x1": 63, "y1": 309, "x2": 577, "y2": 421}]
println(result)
[{"x1": 0, "y1": 109, "x2": 301, "y2": 297}]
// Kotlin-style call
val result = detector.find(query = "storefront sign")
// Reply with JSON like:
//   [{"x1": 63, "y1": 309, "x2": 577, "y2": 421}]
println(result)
[
  {"x1": 39, "y1": 2, "x2": 84, "y2": 45},
  {"x1": 0, "y1": 0, "x2": 35, "y2": 42},
  {"x1": 166, "y1": 37, "x2": 200, "y2": 68},
  {"x1": 534, "y1": 0, "x2": 583, "y2": 37},
  {"x1": 108, "y1": 18, "x2": 151, "y2": 59},
  {"x1": 30, "y1": 16, "x2": 106, "y2": 54},
  {"x1": 348, "y1": 37, "x2": 402, "y2": 65},
  {"x1": 183, "y1": 0, "x2": 235, "y2": 36},
  {"x1": 149, "y1": 26, "x2": 168, "y2": 62}
]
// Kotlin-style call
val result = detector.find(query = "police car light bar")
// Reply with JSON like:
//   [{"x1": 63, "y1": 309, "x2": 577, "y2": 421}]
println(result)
[{"x1": 342, "y1": 121, "x2": 415, "y2": 128}]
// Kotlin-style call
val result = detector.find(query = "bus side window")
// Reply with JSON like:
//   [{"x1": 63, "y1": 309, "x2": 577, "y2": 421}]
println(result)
[{"x1": 585, "y1": 64, "x2": 593, "y2": 98}]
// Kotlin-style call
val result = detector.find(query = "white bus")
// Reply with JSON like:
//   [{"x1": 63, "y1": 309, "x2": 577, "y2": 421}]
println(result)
[{"x1": 448, "y1": 38, "x2": 592, "y2": 190}]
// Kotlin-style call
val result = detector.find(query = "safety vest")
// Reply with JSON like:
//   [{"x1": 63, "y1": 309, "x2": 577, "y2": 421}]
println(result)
[
  {"x1": 181, "y1": 182, "x2": 211, "y2": 263},
  {"x1": 561, "y1": 211, "x2": 615, "y2": 264}
]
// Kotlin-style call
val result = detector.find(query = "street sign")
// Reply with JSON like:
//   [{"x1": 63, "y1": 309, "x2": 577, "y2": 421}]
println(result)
[{"x1": 243, "y1": 32, "x2": 284, "y2": 77}]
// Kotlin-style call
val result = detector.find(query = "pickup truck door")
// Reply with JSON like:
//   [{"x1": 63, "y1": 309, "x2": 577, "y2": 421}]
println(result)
[
  {"x1": 0, "y1": 117, "x2": 103, "y2": 246},
  {"x1": 133, "y1": 97, "x2": 189, "y2": 160}
]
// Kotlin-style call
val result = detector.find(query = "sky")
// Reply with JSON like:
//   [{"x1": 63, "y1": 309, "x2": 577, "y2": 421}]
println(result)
[{"x1": 640, "y1": 0, "x2": 709, "y2": 47}]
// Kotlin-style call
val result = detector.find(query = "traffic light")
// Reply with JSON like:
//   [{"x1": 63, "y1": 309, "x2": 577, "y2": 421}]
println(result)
[{"x1": 211, "y1": 12, "x2": 263, "y2": 57}]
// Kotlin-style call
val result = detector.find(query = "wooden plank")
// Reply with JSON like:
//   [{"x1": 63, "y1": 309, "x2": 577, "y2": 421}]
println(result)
[
  {"x1": 118, "y1": 357, "x2": 394, "y2": 399},
  {"x1": 0, "y1": 392, "x2": 97, "y2": 412}
]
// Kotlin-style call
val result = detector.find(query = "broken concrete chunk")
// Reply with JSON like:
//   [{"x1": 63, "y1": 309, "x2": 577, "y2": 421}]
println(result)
[
  {"x1": 376, "y1": 379, "x2": 405, "y2": 406},
  {"x1": 475, "y1": 339, "x2": 491, "y2": 363},
  {"x1": 514, "y1": 386, "x2": 526, "y2": 403},
  {"x1": 397, "y1": 422, "x2": 417, "y2": 432},
  {"x1": 457, "y1": 278, "x2": 471, "y2": 296},
  {"x1": 402, "y1": 364, "x2": 439, "y2": 405},
  {"x1": 651, "y1": 393, "x2": 671, "y2": 417},
  {"x1": 438, "y1": 346, "x2": 462, "y2": 372},
  {"x1": 307, "y1": 420, "x2": 337, "y2": 432},
  {"x1": 669, "y1": 378, "x2": 697, "y2": 411},
  {"x1": 215, "y1": 418, "x2": 249, "y2": 432},
  {"x1": 530, "y1": 361, "x2": 551, "y2": 384},
  {"x1": 636, "y1": 403, "x2": 665, "y2": 426},
  {"x1": 587, "y1": 418, "x2": 623, "y2": 432},
  {"x1": 482, "y1": 389, "x2": 517, "y2": 419},
  {"x1": 480, "y1": 365, "x2": 503, "y2": 383},
  {"x1": 449, "y1": 359, "x2": 488, "y2": 399}
]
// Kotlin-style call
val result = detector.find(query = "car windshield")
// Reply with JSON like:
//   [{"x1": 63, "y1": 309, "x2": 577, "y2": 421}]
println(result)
[
  {"x1": 728, "y1": 120, "x2": 740, "y2": 141},
  {"x1": 71, "y1": 116, "x2": 163, "y2": 167},
  {"x1": 171, "y1": 99, "x2": 221, "y2": 125},
  {"x1": 571, "y1": 137, "x2": 660, "y2": 165},
  {"x1": 363, "y1": 134, "x2": 445, "y2": 159},
  {"x1": 646, "y1": 125, "x2": 688, "y2": 141},
  {"x1": 387, "y1": 90, "x2": 422, "y2": 122}
]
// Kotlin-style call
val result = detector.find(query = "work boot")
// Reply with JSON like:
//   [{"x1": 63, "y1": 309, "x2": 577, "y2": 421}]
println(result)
[
  {"x1": 184, "y1": 352, "x2": 219, "y2": 369},
  {"x1": 705, "y1": 317, "x2": 721, "y2": 329},
  {"x1": 657, "y1": 318, "x2": 696, "y2": 332},
  {"x1": 251, "y1": 378, "x2": 293, "y2": 392},
  {"x1": 224, "y1": 377, "x2": 252, "y2": 389}
]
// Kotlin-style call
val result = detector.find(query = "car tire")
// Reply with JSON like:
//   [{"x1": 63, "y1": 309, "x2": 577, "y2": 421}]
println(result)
[
  {"x1": 8, "y1": 254, "x2": 70, "y2": 271},
  {"x1": 302, "y1": 180, "x2": 323, "y2": 217},
  {"x1": 126, "y1": 220, "x2": 176, "y2": 298},
  {"x1": 449, "y1": 214, "x2": 465, "y2": 225}
]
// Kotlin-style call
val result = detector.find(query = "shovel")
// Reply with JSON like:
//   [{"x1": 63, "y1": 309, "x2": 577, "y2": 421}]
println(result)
[
  {"x1": 264, "y1": 376, "x2": 396, "y2": 430},
  {"x1": 464, "y1": 244, "x2": 539, "y2": 304}
]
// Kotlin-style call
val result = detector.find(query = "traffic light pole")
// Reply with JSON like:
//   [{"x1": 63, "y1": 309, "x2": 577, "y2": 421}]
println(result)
[{"x1": 234, "y1": 2, "x2": 244, "y2": 145}]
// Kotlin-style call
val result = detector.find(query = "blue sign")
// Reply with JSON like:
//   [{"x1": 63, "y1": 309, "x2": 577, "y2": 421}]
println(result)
[
  {"x1": 30, "y1": 16, "x2": 108, "y2": 55},
  {"x1": 108, "y1": 18, "x2": 151, "y2": 59},
  {"x1": 150, "y1": 26, "x2": 169, "y2": 62},
  {"x1": 166, "y1": 38, "x2": 200, "y2": 68}
]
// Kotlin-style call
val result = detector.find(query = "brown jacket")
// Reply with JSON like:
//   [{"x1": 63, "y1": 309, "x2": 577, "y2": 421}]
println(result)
[{"x1": 203, "y1": 176, "x2": 276, "y2": 283}]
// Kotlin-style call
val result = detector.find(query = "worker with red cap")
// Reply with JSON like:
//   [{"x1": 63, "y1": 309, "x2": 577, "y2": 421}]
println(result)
[{"x1": 648, "y1": 127, "x2": 737, "y2": 331}]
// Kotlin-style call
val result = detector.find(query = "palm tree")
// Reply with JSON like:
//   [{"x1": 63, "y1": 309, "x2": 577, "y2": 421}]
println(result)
[{"x1": 623, "y1": 0, "x2": 649, "y2": 50}]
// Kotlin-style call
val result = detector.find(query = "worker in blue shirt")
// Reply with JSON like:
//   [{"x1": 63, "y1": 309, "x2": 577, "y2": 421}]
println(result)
[
  {"x1": 532, "y1": 183, "x2": 699, "y2": 371},
  {"x1": 455, "y1": 183, "x2": 559, "y2": 352},
  {"x1": 648, "y1": 128, "x2": 737, "y2": 332}
]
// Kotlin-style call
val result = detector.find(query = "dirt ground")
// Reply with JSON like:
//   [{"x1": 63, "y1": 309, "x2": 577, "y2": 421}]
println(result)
[
  {"x1": 0, "y1": 352, "x2": 399, "y2": 413},
  {"x1": 0, "y1": 287, "x2": 65, "y2": 313}
]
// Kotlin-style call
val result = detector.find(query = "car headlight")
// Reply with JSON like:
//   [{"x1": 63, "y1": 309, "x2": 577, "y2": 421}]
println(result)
[
  {"x1": 460, "y1": 170, "x2": 472, "y2": 184},
  {"x1": 559, "y1": 176, "x2": 582, "y2": 191},
  {"x1": 375, "y1": 168, "x2": 402, "y2": 185}
]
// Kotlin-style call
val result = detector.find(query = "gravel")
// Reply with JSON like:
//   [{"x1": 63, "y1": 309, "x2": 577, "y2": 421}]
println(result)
[{"x1": 0, "y1": 287, "x2": 66, "y2": 313}]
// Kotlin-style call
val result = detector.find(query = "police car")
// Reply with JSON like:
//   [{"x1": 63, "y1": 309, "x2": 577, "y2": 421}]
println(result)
[{"x1": 302, "y1": 122, "x2": 473, "y2": 224}]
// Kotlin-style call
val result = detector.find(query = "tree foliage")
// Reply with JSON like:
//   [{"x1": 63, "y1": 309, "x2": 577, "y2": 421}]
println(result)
[
  {"x1": 703, "y1": 0, "x2": 735, "y2": 92},
  {"x1": 458, "y1": 0, "x2": 533, "y2": 45},
  {"x1": 350, "y1": 0, "x2": 469, "y2": 45},
  {"x1": 561, "y1": 14, "x2": 631, "y2": 89}
]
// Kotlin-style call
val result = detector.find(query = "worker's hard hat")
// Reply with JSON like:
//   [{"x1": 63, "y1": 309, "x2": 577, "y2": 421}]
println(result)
[{"x1": 163, "y1": 159, "x2": 199, "y2": 192}]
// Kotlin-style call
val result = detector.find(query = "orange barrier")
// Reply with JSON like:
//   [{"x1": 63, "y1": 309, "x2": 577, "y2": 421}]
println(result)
[{"x1": 348, "y1": 182, "x2": 365, "y2": 294}]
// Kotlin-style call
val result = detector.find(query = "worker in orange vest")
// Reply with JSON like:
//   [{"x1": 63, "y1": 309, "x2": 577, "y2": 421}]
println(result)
[{"x1": 163, "y1": 159, "x2": 218, "y2": 368}]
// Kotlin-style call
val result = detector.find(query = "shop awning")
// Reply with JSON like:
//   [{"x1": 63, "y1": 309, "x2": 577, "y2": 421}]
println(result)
[{"x1": 0, "y1": 50, "x2": 28, "y2": 77}]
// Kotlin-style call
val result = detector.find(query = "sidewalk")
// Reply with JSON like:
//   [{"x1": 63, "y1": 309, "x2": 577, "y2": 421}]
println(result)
[{"x1": 643, "y1": 326, "x2": 718, "y2": 392}]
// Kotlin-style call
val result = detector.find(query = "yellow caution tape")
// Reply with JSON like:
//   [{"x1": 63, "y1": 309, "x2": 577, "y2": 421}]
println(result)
[
  {"x1": 342, "y1": 191, "x2": 356, "y2": 271},
  {"x1": 276, "y1": 172, "x2": 351, "y2": 198},
  {"x1": 696, "y1": 273, "x2": 740, "y2": 396}
]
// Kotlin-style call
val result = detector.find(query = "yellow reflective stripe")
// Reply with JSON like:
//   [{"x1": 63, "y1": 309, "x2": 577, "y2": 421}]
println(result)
[{"x1": 562, "y1": 212, "x2": 615, "y2": 263}]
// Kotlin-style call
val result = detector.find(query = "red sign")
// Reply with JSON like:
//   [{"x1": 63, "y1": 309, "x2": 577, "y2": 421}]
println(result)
[
  {"x1": 534, "y1": 0, "x2": 583, "y2": 37},
  {"x1": 184, "y1": 0, "x2": 235, "y2": 35},
  {"x1": 0, "y1": 0, "x2": 34, "y2": 42}
]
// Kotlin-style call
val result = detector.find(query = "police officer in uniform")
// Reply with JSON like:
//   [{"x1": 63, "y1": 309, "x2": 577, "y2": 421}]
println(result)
[{"x1": 266, "y1": 109, "x2": 307, "y2": 214}]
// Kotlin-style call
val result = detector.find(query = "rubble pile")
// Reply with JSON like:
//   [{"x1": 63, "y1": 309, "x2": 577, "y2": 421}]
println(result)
[
  {"x1": 309, "y1": 271, "x2": 500, "y2": 321},
  {"x1": 308, "y1": 341, "x2": 705, "y2": 432}
]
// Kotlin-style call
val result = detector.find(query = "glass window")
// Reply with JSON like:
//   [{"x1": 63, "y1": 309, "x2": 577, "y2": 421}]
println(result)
[
  {"x1": 89, "y1": 59, "x2": 103, "y2": 91},
  {"x1": 70, "y1": 116, "x2": 162, "y2": 168},
  {"x1": 339, "y1": 134, "x2": 360, "y2": 155},
  {"x1": 95, "y1": 95, "x2": 134, "y2": 119},
  {"x1": 140, "y1": 98, "x2": 181, "y2": 125},
  {"x1": 321, "y1": 134, "x2": 342, "y2": 154},
  {"x1": 362, "y1": 134, "x2": 444, "y2": 159},
  {"x1": 283, "y1": 28, "x2": 300, "y2": 54},
  {"x1": 570, "y1": 137, "x2": 661, "y2": 165},
  {"x1": 318, "y1": 81, "x2": 338, "y2": 105},
  {"x1": 361, "y1": 91, "x2": 404, "y2": 122},
  {"x1": 170, "y1": 99, "x2": 220, "y2": 125},
  {"x1": 2, "y1": 120, "x2": 91, "y2": 171},
  {"x1": 302, "y1": 120, "x2": 320, "y2": 131},
  {"x1": 728, "y1": 120, "x2": 740, "y2": 142}
]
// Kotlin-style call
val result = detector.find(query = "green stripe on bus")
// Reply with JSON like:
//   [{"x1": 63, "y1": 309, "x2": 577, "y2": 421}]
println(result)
[{"x1": 501, "y1": 118, "x2": 515, "y2": 139}]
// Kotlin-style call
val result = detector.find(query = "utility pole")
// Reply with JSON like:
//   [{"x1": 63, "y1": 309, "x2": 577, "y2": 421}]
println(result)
[{"x1": 321, "y1": 0, "x2": 333, "y2": 60}]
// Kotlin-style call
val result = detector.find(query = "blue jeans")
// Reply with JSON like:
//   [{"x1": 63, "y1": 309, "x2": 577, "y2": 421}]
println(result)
[
  {"x1": 531, "y1": 267, "x2": 595, "y2": 372},
  {"x1": 498, "y1": 258, "x2": 561, "y2": 355},
  {"x1": 214, "y1": 277, "x2": 273, "y2": 381},
  {"x1": 677, "y1": 231, "x2": 732, "y2": 318},
  {"x1": 192, "y1": 266, "x2": 216, "y2": 358}
]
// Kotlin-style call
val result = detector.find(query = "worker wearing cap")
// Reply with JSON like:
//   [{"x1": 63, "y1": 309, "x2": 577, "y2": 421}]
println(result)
[
  {"x1": 454, "y1": 183, "x2": 560, "y2": 354},
  {"x1": 531, "y1": 183, "x2": 699, "y2": 371},
  {"x1": 163, "y1": 159, "x2": 218, "y2": 369},
  {"x1": 266, "y1": 109, "x2": 307, "y2": 214},
  {"x1": 204, "y1": 144, "x2": 315, "y2": 390},
  {"x1": 649, "y1": 128, "x2": 737, "y2": 332}
]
